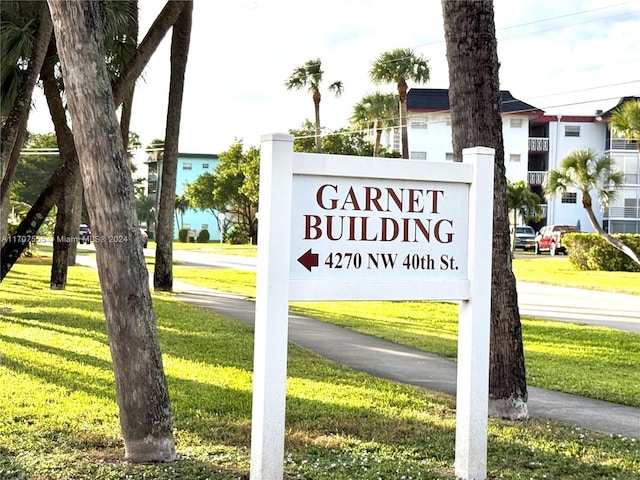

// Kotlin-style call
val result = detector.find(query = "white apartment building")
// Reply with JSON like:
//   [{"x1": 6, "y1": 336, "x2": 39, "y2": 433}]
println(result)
[{"x1": 388, "y1": 89, "x2": 640, "y2": 234}]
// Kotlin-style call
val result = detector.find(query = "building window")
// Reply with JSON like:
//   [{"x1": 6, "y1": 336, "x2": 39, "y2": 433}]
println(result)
[
  {"x1": 562, "y1": 192, "x2": 577, "y2": 204},
  {"x1": 565, "y1": 125, "x2": 580, "y2": 137},
  {"x1": 182, "y1": 162, "x2": 192, "y2": 170},
  {"x1": 509, "y1": 154, "x2": 521, "y2": 162},
  {"x1": 410, "y1": 117, "x2": 428, "y2": 129},
  {"x1": 410, "y1": 151, "x2": 427, "y2": 160},
  {"x1": 202, "y1": 163, "x2": 209, "y2": 169},
  {"x1": 510, "y1": 118, "x2": 523, "y2": 128},
  {"x1": 445, "y1": 152, "x2": 454, "y2": 162}
]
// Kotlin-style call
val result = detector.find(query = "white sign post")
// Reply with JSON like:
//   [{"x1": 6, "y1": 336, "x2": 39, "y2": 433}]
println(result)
[{"x1": 250, "y1": 133, "x2": 494, "y2": 480}]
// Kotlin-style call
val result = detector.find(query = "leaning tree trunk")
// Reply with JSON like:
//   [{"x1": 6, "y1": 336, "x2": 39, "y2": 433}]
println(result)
[
  {"x1": 41, "y1": 39, "x2": 83, "y2": 289},
  {"x1": 0, "y1": 0, "x2": 185, "y2": 282},
  {"x1": 154, "y1": 0, "x2": 192, "y2": 291},
  {"x1": 0, "y1": 114, "x2": 28, "y2": 246},
  {"x1": 582, "y1": 190, "x2": 640, "y2": 266},
  {"x1": 0, "y1": 5, "x2": 52, "y2": 179},
  {"x1": 442, "y1": 0, "x2": 528, "y2": 420},
  {"x1": 47, "y1": 0, "x2": 175, "y2": 462}
]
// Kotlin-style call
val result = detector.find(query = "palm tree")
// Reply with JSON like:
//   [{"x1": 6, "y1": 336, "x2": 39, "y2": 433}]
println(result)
[
  {"x1": 285, "y1": 58, "x2": 343, "y2": 153},
  {"x1": 1, "y1": 1, "x2": 186, "y2": 280},
  {"x1": 442, "y1": 0, "x2": 528, "y2": 422},
  {"x1": 506, "y1": 180, "x2": 542, "y2": 254},
  {"x1": 610, "y1": 99, "x2": 640, "y2": 154},
  {"x1": 154, "y1": 0, "x2": 193, "y2": 292},
  {"x1": 545, "y1": 148, "x2": 639, "y2": 266},
  {"x1": 351, "y1": 92, "x2": 398, "y2": 157},
  {"x1": 369, "y1": 48, "x2": 430, "y2": 159},
  {"x1": 174, "y1": 194, "x2": 190, "y2": 231},
  {"x1": 48, "y1": 0, "x2": 175, "y2": 462}
]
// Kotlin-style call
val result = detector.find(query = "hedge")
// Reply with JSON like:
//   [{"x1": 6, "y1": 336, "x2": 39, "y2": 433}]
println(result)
[{"x1": 563, "y1": 233, "x2": 640, "y2": 272}]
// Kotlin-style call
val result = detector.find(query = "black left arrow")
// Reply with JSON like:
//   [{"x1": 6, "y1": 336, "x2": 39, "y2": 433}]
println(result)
[{"x1": 297, "y1": 248, "x2": 319, "y2": 272}]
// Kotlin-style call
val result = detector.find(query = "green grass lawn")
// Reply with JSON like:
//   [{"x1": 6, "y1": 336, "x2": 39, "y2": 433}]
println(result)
[
  {"x1": 1, "y1": 263, "x2": 638, "y2": 479},
  {"x1": 513, "y1": 255, "x2": 640, "y2": 295},
  {"x1": 172, "y1": 266, "x2": 640, "y2": 408}
]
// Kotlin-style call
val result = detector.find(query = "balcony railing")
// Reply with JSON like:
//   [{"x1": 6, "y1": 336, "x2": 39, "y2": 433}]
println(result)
[
  {"x1": 604, "y1": 206, "x2": 640, "y2": 219},
  {"x1": 606, "y1": 139, "x2": 638, "y2": 151},
  {"x1": 539, "y1": 204, "x2": 547, "y2": 218},
  {"x1": 528, "y1": 137, "x2": 549, "y2": 152},
  {"x1": 528, "y1": 171, "x2": 547, "y2": 185}
]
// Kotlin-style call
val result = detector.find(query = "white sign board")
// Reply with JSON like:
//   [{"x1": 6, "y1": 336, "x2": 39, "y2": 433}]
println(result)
[
  {"x1": 250, "y1": 133, "x2": 494, "y2": 480},
  {"x1": 288, "y1": 154, "x2": 472, "y2": 301}
]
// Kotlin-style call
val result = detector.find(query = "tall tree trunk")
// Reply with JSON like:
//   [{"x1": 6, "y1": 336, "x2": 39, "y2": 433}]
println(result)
[
  {"x1": 0, "y1": 0, "x2": 184, "y2": 281},
  {"x1": 0, "y1": 114, "x2": 28, "y2": 246},
  {"x1": 313, "y1": 91, "x2": 322, "y2": 153},
  {"x1": 47, "y1": 0, "x2": 175, "y2": 462},
  {"x1": 0, "y1": 5, "x2": 52, "y2": 180},
  {"x1": 41, "y1": 38, "x2": 82, "y2": 289},
  {"x1": 154, "y1": 0, "x2": 192, "y2": 291},
  {"x1": 374, "y1": 121, "x2": 382, "y2": 157},
  {"x1": 442, "y1": 0, "x2": 528, "y2": 420},
  {"x1": 398, "y1": 80, "x2": 409, "y2": 159},
  {"x1": 112, "y1": 0, "x2": 185, "y2": 107},
  {"x1": 119, "y1": 0, "x2": 138, "y2": 162}
]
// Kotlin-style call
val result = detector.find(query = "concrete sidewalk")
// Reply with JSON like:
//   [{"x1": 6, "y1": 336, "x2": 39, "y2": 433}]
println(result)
[{"x1": 172, "y1": 279, "x2": 640, "y2": 440}]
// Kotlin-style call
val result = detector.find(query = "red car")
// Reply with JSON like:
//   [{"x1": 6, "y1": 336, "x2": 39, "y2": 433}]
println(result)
[
  {"x1": 140, "y1": 228, "x2": 149, "y2": 248},
  {"x1": 534, "y1": 225, "x2": 578, "y2": 256}
]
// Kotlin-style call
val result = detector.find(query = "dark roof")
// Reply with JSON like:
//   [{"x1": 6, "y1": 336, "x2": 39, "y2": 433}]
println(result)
[
  {"x1": 407, "y1": 88, "x2": 542, "y2": 114},
  {"x1": 598, "y1": 96, "x2": 640, "y2": 119}
]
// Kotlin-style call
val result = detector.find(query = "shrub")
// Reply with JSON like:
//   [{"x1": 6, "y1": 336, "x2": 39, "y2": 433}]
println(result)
[
  {"x1": 178, "y1": 228, "x2": 189, "y2": 243},
  {"x1": 564, "y1": 233, "x2": 640, "y2": 272},
  {"x1": 225, "y1": 224, "x2": 250, "y2": 245},
  {"x1": 197, "y1": 229, "x2": 210, "y2": 243}
]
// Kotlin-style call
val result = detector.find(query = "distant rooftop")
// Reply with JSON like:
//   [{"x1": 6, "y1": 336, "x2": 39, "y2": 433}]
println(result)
[
  {"x1": 598, "y1": 96, "x2": 640, "y2": 119},
  {"x1": 407, "y1": 88, "x2": 542, "y2": 115}
]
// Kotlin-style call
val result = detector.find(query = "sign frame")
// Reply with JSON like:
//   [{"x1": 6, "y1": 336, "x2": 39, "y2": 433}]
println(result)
[{"x1": 250, "y1": 133, "x2": 494, "y2": 480}]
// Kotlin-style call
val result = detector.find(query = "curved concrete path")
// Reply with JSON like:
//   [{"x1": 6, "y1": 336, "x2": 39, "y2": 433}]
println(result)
[{"x1": 173, "y1": 280, "x2": 640, "y2": 439}]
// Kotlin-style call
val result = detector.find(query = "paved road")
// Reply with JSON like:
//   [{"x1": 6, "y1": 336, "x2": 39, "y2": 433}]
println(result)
[{"x1": 167, "y1": 250, "x2": 640, "y2": 333}]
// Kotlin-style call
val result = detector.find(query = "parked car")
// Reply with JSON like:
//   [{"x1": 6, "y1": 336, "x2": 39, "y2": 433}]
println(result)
[
  {"x1": 78, "y1": 224, "x2": 91, "y2": 244},
  {"x1": 140, "y1": 228, "x2": 149, "y2": 248},
  {"x1": 534, "y1": 224, "x2": 578, "y2": 256},
  {"x1": 510, "y1": 225, "x2": 536, "y2": 251}
]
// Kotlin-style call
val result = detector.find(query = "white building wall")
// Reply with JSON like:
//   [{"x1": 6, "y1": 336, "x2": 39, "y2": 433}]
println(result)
[
  {"x1": 407, "y1": 113, "x2": 452, "y2": 162},
  {"x1": 403, "y1": 109, "x2": 626, "y2": 232},
  {"x1": 502, "y1": 115, "x2": 530, "y2": 184},
  {"x1": 545, "y1": 119, "x2": 606, "y2": 231}
]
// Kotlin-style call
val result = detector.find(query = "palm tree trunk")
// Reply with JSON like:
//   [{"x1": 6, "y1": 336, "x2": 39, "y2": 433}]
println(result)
[
  {"x1": 443, "y1": 0, "x2": 528, "y2": 420},
  {"x1": 583, "y1": 199, "x2": 640, "y2": 266},
  {"x1": 112, "y1": 0, "x2": 186, "y2": 106},
  {"x1": 398, "y1": 81, "x2": 409, "y2": 159},
  {"x1": 154, "y1": 0, "x2": 192, "y2": 291},
  {"x1": 48, "y1": 0, "x2": 175, "y2": 462},
  {"x1": 1, "y1": 0, "x2": 183, "y2": 281},
  {"x1": 313, "y1": 92, "x2": 322, "y2": 153},
  {"x1": 41, "y1": 37, "x2": 82, "y2": 289},
  {"x1": 374, "y1": 120, "x2": 382, "y2": 157},
  {"x1": 1, "y1": 6, "x2": 52, "y2": 179},
  {"x1": 0, "y1": 114, "x2": 28, "y2": 246}
]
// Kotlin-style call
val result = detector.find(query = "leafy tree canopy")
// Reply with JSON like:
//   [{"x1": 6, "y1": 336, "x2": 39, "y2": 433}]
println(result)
[
  {"x1": 183, "y1": 141, "x2": 260, "y2": 243},
  {"x1": 289, "y1": 120, "x2": 399, "y2": 157}
]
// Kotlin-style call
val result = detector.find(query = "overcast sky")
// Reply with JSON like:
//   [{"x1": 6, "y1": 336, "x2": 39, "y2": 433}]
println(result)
[{"x1": 27, "y1": 0, "x2": 640, "y2": 156}]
